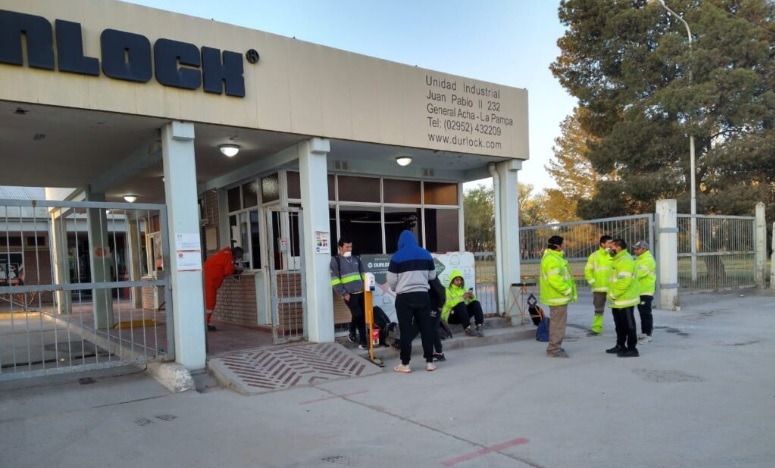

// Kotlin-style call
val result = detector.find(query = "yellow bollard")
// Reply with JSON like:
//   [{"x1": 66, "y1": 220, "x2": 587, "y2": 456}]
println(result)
[{"x1": 363, "y1": 273, "x2": 384, "y2": 367}]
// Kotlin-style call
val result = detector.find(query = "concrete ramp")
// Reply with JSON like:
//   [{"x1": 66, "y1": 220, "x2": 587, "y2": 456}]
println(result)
[{"x1": 207, "y1": 342, "x2": 383, "y2": 395}]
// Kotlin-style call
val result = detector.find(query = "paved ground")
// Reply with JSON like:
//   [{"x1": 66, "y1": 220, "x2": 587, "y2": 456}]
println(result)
[{"x1": 1, "y1": 289, "x2": 773, "y2": 468}]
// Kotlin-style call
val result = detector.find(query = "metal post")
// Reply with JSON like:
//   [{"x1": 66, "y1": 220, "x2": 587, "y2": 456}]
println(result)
[{"x1": 654, "y1": 0, "x2": 697, "y2": 281}]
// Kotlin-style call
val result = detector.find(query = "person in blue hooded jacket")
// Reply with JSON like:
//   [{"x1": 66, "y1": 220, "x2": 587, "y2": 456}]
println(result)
[{"x1": 386, "y1": 230, "x2": 437, "y2": 373}]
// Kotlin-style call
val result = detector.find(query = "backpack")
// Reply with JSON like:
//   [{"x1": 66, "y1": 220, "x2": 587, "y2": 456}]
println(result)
[
  {"x1": 527, "y1": 293, "x2": 545, "y2": 326},
  {"x1": 373, "y1": 306, "x2": 398, "y2": 347},
  {"x1": 536, "y1": 317, "x2": 550, "y2": 342}
]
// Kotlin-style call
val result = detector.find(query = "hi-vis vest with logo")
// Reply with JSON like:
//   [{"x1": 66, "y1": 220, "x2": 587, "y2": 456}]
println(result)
[{"x1": 608, "y1": 250, "x2": 640, "y2": 308}]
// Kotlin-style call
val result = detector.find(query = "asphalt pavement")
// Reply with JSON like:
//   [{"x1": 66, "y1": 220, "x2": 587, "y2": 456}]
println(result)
[{"x1": 1, "y1": 289, "x2": 773, "y2": 468}]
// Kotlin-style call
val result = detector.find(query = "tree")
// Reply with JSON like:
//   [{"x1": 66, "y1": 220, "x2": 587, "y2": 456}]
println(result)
[
  {"x1": 463, "y1": 183, "x2": 549, "y2": 251},
  {"x1": 551, "y1": 0, "x2": 775, "y2": 222},
  {"x1": 545, "y1": 107, "x2": 605, "y2": 221},
  {"x1": 464, "y1": 184, "x2": 495, "y2": 251}
]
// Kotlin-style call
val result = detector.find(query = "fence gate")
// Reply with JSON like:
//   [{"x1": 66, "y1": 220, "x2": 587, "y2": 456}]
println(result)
[
  {"x1": 265, "y1": 206, "x2": 306, "y2": 344},
  {"x1": 0, "y1": 199, "x2": 172, "y2": 381},
  {"x1": 677, "y1": 214, "x2": 757, "y2": 291}
]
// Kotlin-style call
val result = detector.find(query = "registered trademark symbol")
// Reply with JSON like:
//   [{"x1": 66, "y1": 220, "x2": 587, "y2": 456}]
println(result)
[{"x1": 246, "y1": 49, "x2": 260, "y2": 64}]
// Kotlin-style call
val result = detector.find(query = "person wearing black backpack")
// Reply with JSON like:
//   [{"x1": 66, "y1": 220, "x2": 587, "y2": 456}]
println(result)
[{"x1": 329, "y1": 237, "x2": 367, "y2": 350}]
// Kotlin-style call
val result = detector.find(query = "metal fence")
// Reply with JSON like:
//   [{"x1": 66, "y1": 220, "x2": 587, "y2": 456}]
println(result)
[
  {"x1": 678, "y1": 214, "x2": 756, "y2": 291},
  {"x1": 518, "y1": 215, "x2": 655, "y2": 292},
  {"x1": 0, "y1": 199, "x2": 172, "y2": 381}
]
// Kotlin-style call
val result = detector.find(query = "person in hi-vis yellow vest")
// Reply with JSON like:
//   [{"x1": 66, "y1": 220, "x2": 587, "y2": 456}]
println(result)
[{"x1": 584, "y1": 235, "x2": 613, "y2": 336}]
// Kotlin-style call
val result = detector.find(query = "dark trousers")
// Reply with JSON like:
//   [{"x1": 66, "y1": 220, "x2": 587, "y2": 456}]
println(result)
[
  {"x1": 612, "y1": 306, "x2": 638, "y2": 350},
  {"x1": 447, "y1": 300, "x2": 484, "y2": 329},
  {"x1": 430, "y1": 308, "x2": 443, "y2": 354},
  {"x1": 395, "y1": 291, "x2": 434, "y2": 365},
  {"x1": 637, "y1": 295, "x2": 653, "y2": 336},
  {"x1": 344, "y1": 292, "x2": 367, "y2": 346}
]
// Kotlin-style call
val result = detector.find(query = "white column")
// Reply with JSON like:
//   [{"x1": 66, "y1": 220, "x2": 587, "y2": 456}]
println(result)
[
  {"x1": 48, "y1": 208, "x2": 72, "y2": 314},
  {"x1": 496, "y1": 160, "x2": 522, "y2": 318},
  {"x1": 85, "y1": 192, "x2": 113, "y2": 329},
  {"x1": 298, "y1": 138, "x2": 333, "y2": 343},
  {"x1": 127, "y1": 217, "x2": 143, "y2": 309},
  {"x1": 754, "y1": 202, "x2": 766, "y2": 289},
  {"x1": 161, "y1": 121, "x2": 206, "y2": 370},
  {"x1": 656, "y1": 199, "x2": 679, "y2": 310}
]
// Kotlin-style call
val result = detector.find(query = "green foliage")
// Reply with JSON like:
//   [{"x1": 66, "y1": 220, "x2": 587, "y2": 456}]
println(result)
[{"x1": 551, "y1": 0, "x2": 775, "y2": 224}]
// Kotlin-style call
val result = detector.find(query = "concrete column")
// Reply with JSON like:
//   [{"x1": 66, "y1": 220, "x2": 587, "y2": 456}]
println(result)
[
  {"x1": 48, "y1": 208, "x2": 72, "y2": 314},
  {"x1": 161, "y1": 121, "x2": 206, "y2": 370},
  {"x1": 127, "y1": 217, "x2": 143, "y2": 308},
  {"x1": 656, "y1": 199, "x2": 679, "y2": 310},
  {"x1": 85, "y1": 192, "x2": 113, "y2": 329},
  {"x1": 297, "y1": 138, "x2": 333, "y2": 343},
  {"x1": 754, "y1": 202, "x2": 766, "y2": 289},
  {"x1": 495, "y1": 160, "x2": 522, "y2": 319}
]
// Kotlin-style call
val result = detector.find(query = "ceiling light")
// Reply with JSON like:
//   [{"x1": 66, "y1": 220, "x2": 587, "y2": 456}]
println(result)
[
  {"x1": 396, "y1": 156, "x2": 413, "y2": 166},
  {"x1": 219, "y1": 144, "x2": 240, "y2": 157},
  {"x1": 123, "y1": 195, "x2": 137, "y2": 203}
]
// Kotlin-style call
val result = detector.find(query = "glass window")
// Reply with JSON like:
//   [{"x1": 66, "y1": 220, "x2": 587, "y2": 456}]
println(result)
[
  {"x1": 424, "y1": 208, "x2": 459, "y2": 253},
  {"x1": 287, "y1": 171, "x2": 300, "y2": 200},
  {"x1": 243, "y1": 181, "x2": 259, "y2": 207},
  {"x1": 384, "y1": 179, "x2": 421, "y2": 204},
  {"x1": 227, "y1": 186, "x2": 241, "y2": 212},
  {"x1": 384, "y1": 207, "x2": 422, "y2": 253},
  {"x1": 262, "y1": 173, "x2": 280, "y2": 203},
  {"x1": 338, "y1": 206, "x2": 383, "y2": 254},
  {"x1": 424, "y1": 182, "x2": 458, "y2": 206},
  {"x1": 338, "y1": 175, "x2": 380, "y2": 203},
  {"x1": 328, "y1": 174, "x2": 335, "y2": 201}
]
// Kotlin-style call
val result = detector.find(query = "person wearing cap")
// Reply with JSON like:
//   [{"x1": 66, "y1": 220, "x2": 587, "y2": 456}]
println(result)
[
  {"x1": 584, "y1": 235, "x2": 613, "y2": 336},
  {"x1": 633, "y1": 240, "x2": 656, "y2": 344},
  {"x1": 539, "y1": 235, "x2": 577, "y2": 358},
  {"x1": 606, "y1": 239, "x2": 640, "y2": 357}
]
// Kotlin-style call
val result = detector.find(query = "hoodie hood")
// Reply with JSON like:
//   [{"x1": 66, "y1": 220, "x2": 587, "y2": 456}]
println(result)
[
  {"x1": 447, "y1": 268, "x2": 465, "y2": 288},
  {"x1": 397, "y1": 230, "x2": 418, "y2": 250}
]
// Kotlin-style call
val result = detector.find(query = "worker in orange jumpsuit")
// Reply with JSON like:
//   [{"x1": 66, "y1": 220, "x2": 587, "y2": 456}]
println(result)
[{"x1": 203, "y1": 246, "x2": 243, "y2": 331}]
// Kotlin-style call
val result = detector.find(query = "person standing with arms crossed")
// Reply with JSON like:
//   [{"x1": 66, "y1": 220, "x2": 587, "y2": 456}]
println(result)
[
  {"x1": 585, "y1": 235, "x2": 613, "y2": 336},
  {"x1": 606, "y1": 239, "x2": 641, "y2": 357},
  {"x1": 203, "y1": 246, "x2": 243, "y2": 331},
  {"x1": 540, "y1": 235, "x2": 577, "y2": 358},
  {"x1": 329, "y1": 237, "x2": 367, "y2": 350},
  {"x1": 633, "y1": 240, "x2": 656, "y2": 344},
  {"x1": 387, "y1": 230, "x2": 437, "y2": 373}
]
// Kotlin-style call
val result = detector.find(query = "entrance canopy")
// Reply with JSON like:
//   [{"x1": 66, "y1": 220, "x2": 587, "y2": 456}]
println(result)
[{"x1": 0, "y1": 0, "x2": 529, "y2": 202}]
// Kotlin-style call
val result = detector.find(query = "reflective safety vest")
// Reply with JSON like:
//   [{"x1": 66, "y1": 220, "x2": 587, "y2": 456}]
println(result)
[
  {"x1": 608, "y1": 249, "x2": 640, "y2": 308},
  {"x1": 635, "y1": 250, "x2": 657, "y2": 296},
  {"x1": 540, "y1": 248, "x2": 577, "y2": 306},
  {"x1": 584, "y1": 247, "x2": 611, "y2": 292}
]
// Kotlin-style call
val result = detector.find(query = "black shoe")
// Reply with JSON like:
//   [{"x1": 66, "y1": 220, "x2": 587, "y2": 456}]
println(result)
[
  {"x1": 606, "y1": 345, "x2": 623, "y2": 354},
  {"x1": 207, "y1": 324, "x2": 217, "y2": 332},
  {"x1": 617, "y1": 349, "x2": 640, "y2": 358},
  {"x1": 348, "y1": 334, "x2": 357, "y2": 344},
  {"x1": 433, "y1": 353, "x2": 446, "y2": 362}
]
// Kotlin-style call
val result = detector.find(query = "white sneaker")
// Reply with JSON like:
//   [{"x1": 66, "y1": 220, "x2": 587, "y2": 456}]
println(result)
[
  {"x1": 637, "y1": 333, "x2": 647, "y2": 341},
  {"x1": 426, "y1": 362, "x2": 436, "y2": 372},
  {"x1": 394, "y1": 363, "x2": 411, "y2": 373},
  {"x1": 638, "y1": 334, "x2": 653, "y2": 344}
]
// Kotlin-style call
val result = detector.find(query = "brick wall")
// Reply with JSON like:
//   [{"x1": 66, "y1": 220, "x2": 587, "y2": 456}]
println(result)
[{"x1": 214, "y1": 274, "x2": 257, "y2": 326}]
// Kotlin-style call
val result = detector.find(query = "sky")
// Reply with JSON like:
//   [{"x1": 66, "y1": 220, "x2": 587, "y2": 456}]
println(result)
[{"x1": 121, "y1": 0, "x2": 578, "y2": 193}]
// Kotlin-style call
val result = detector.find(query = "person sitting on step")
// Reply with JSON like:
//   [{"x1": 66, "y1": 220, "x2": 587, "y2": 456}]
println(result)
[{"x1": 441, "y1": 269, "x2": 484, "y2": 337}]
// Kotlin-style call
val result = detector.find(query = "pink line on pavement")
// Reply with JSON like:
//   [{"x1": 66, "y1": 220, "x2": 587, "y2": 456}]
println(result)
[
  {"x1": 299, "y1": 390, "x2": 368, "y2": 405},
  {"x1": 441, "y1": 437, "x2": 529, "y2": 467}
]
